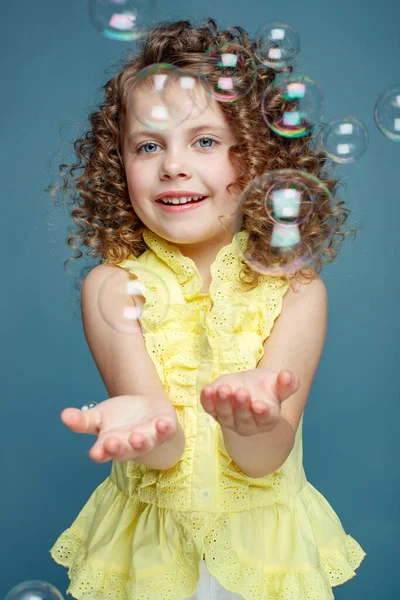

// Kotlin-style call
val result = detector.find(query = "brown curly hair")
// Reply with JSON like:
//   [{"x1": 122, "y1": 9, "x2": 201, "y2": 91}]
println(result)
[{"x1": 47, "y1": 17, "x2": 362, "y2": 302}]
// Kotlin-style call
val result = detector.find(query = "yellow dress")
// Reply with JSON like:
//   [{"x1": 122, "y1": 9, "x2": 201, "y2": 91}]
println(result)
[{"x1": 50, "y1": 228, "x2": 366, "y2": 599}]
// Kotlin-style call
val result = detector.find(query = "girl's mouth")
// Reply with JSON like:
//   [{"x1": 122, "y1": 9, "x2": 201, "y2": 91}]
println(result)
[{"x1": 156, "y1": 196, "x2": 209, "y2": 212}]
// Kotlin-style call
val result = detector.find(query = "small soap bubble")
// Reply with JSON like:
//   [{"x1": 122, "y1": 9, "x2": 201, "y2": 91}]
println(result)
[
  {"x1": 88, "y1": 0, "x2": 155, "y2": 42},
  {"x1": 321, "y1": 116, "x2": 369, "y2": 163},
  {"x1": 261, "y1": 73, "x2": 324, "y2": 138},
  {"x1": 374, "y1": 84, "x2": 400, "y2": 141},
  {"x1": 81, "y1": 402, "x2": 98, "y2": 412},
  {"x1": 97, "y1": 265, "x2": 170, "y2": 334},
  {"x1": 4, "y1": 580, "x2": 64, "y2": 600},
  {"x1": 198, "y1": 42, "x2": 257, "y2": 102},
  {"x1": 254, "y1": 21, "x2": 300, "y2": 70},
  {"x1": 127, "y1": 64, "x2": 211, "y2": 130},
  {"x1": 233, "y1": 169, "x2": 336, "y2": 278}
]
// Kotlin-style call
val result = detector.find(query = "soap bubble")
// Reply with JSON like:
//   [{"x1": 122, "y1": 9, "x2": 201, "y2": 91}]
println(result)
[
  {"x1": 254, "y1": 21, "x2": 300, "y2": 70},
  {"x1": 233, "y1": 169, "x2": 336, "y2": 277},
  {"x1": 97, "y1": 264, "x2": 171, "y2": 334},
  {"x1": 88, "y1": 0, "x2": 156, "y2": 41},
  {"x1": 198, "y1": 42, "x2": 257, "y2": 102},
  {"x1": 374, "y1": 84, "x2": 400, "y2": 141},
  {"x1": 127, "y1": 64, "x2": 211, "y2": 130},
  {"x1": 4, "y1": 580, "x2": 64, "y2": 600},
  {"x1": 261, "y1": 73, "x2": 324, "y2": 138},
  {"x1": 81, "y1": 402, "x2": 98, "y2": 411},
  {"x1": 321, "y1": 116, "x2": 369, "y2": 163}
]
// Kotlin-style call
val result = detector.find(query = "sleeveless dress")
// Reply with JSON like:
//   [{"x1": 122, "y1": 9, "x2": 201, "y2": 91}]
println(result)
[{"x1": 50, "y1": 228, "x2": 366, "y2": 599}]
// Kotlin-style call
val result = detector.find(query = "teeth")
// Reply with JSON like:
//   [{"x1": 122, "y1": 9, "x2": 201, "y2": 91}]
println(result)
[{"x1": 160, "y1": 196, "x2": 205, "y2": 204}]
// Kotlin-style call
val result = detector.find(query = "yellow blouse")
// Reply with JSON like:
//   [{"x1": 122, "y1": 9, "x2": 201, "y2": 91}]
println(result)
[{"x1": 50, "y1": 228, "x2": 366, "y2": 600}]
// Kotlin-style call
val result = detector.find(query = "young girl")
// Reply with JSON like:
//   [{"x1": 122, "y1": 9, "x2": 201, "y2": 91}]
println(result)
[{"x1": 49, "y1": 18, "x2": 366, "y2": 600}]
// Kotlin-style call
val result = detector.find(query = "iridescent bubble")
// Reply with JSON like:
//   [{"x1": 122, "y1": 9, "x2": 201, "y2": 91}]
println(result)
[
  {"x1": 261, "y1": 73, "x2": 324, "y2": 138},
  {"x1": 254, "y1": 21, "x2": 300, "y2": 70},
  {"x1": 4, "y1": 580, "x2": 64, "y2": 600},
  {"x1": 233, "y1": 169, "x2": 336, "y2": 277},
  {"x1": 198, "y1": 43, "x2": 257, "y2": 102},
  {"x1": 374, "y1": 84, "x2": 400, "y2": 141},
  {"x1": 97, "y1": 264, "x2": 170, "y2": 335},
  {"x1": 322, "y1": 116, "x2": 369, "y2": 163},
  {"x1": 127, "y1": 64, "x2": 211, "y2": 130},
  {"x1": 88, "y1": 0, "x2": 155, "y2": 42}
]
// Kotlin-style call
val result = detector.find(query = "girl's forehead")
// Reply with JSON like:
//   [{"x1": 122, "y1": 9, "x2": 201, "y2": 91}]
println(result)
[{"x1": 125, "y1": 81, "x2": 230, "y2": 132}]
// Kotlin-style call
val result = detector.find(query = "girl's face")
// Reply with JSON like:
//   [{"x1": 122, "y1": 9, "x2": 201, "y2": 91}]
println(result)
[{"x1": 123, "y1": 81, "x2": 240, "y2": 247}]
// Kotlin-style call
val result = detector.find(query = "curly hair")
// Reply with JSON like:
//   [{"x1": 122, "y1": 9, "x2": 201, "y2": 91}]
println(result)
[{"x1": 47, "y1": 17, "x2": 362, "y2": 302}]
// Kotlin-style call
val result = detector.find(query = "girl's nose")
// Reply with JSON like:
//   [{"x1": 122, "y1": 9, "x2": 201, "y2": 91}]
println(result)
[{"x1": 160, "y1": 154, "x2": 192, "y2": 179}]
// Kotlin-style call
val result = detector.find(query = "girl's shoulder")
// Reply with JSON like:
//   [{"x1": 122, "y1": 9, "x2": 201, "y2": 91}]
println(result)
[{"x1": 287, "y1": 267, "x2": 322, "y2": 295}]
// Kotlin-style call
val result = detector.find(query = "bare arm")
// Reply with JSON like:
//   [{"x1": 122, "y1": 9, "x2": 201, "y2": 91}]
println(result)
[{"x1": 80, "y1": 264, "x2": 185, "y2": 470}]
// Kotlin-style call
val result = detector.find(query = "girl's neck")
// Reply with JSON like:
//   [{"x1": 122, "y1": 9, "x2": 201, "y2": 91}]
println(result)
[{"x1": 172, "y1": 230, "x2": 234, "y2": 294}]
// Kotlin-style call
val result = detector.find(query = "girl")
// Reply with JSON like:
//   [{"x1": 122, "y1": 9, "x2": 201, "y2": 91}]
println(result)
[{"x1": 49, "y1": 18, "x2": 366, "y2": 600}]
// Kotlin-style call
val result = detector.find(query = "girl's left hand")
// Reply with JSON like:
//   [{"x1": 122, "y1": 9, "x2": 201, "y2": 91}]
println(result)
[{"x1": 200, "y1": 368, "x2": 299, "y2": 436}]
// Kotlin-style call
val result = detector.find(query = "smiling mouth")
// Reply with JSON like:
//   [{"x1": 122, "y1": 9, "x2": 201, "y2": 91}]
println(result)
[{"x1": 157, "y1": 196, "x2": 209, "y2": 205}]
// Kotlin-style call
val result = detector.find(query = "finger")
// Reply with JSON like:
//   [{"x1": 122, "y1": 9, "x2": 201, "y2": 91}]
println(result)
[
  {"x1": 250, "y1": 401, "x2": 278, "y2": 430},
  {"x1": 89, "y1": 439, "x2": 115, "y2": 462},
  {"x1": 61, "y1": 407, "x2": 101, "y2": 435},
  {"x1": 275, "y1": 370, "x2": 296, "y2": 402},
  {"x1": 233, "y1": 388, "x2": 256, "y2": 427},
  {"x1": 215, "y1": 385, "x2": 235, "y2": 426},
  {"x1": 200, "y1": 386, "x2": 217, "y2": 418},
  {"x1": 155, "y1": 419, "x2": 176, "y2": 442},
  {"x1": 127, "y1": 419, "x2": 174, "y2": 454}
]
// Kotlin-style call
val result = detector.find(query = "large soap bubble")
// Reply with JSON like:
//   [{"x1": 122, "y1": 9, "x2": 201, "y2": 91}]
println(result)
[
  {"x1": 233, "y1": 169, "x2": 336, "y2": 277},
  {"x1": 261, "y1": 73, "x2": 324, "y2": 138},
  {"x1": 127, "y1": 64, "x2": 211, "y2": 130}
]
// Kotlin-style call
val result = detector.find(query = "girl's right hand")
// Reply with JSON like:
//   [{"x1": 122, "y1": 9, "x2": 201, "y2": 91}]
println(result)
[{"x1": 60, "y1": 394, "x2": 178, "y2": 463}]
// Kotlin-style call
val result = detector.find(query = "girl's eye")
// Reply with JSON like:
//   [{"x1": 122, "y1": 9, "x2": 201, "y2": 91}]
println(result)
[
  {"x1": 197, "y1": 137, "x2": 218, "y2": 149},
  {"x1": 136, "y1": 137, "x2": 219, "y2": 154},
  {"x1": 137, "y1": 142, "x2": 160, "y2": 154}
]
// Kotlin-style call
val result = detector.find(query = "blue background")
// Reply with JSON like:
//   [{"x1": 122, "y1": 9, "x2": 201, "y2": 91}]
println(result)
[{"x1": 1, "y1": 0, "x2": 399, "y2": 598}]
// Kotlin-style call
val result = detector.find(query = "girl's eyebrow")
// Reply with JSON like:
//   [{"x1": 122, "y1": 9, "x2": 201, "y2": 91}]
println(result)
[{"x1": 127, "y1": 124, "x2": 227, "y2": 142}]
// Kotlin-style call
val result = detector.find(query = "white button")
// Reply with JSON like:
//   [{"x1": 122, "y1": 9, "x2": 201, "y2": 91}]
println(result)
[
  {"x1": 201, "y1": 489, "x2": 210, "y2": 499},
  {"x1": 204, "y1": 416, "x2": 212, "y2": 426}
]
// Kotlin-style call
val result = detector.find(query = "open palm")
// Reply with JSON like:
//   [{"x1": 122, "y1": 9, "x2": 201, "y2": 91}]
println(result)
[{"x1": 60, "y1": 394, "x2": 178, "y2": 463}]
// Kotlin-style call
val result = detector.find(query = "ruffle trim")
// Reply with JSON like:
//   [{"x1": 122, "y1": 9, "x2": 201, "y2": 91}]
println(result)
[
  {"x1": 49, "y1": 478, "x2": 367, "y2": 600},
  {"x1": 50, "y1": 528, "x2": 365, "y2": 600}
]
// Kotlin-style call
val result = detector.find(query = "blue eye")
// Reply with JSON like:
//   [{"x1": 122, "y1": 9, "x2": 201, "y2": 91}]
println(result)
[
  {"x1": 197, "y1": 137, "x2": 216, "y2": 148},
  {"x1": 137, "y1": 142, "x2": 160, "y2": 154},
  {"x1": 136, "y1": 137, "x2": 219, "y2": 154}
]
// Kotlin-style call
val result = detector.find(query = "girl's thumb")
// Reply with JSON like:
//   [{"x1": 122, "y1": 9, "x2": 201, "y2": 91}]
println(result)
[{"x1": 61, "y1": 406, "x2": 102, "y2": 435}]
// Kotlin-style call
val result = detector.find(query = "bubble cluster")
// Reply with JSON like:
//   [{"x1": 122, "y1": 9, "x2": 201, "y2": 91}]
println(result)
[
  {"x1": 254, "y1": 21, "x2": 300, "y2": 70},
  {"x1": 88, "y1": 0, "x2": 155, "y2": 41},
  {"x1": 261, "y1": 73, "x2": 324, "y2": 138},
  {"x1": 234, "y1": 169, "x2": 336, "y2": 277}
]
